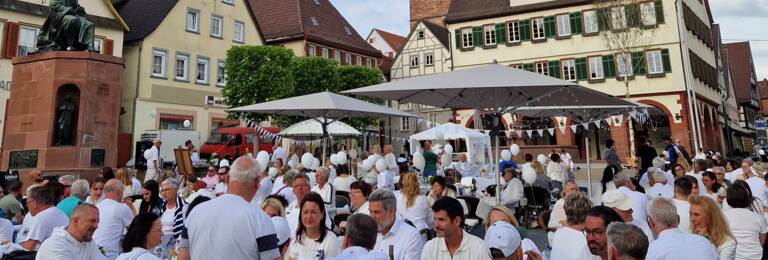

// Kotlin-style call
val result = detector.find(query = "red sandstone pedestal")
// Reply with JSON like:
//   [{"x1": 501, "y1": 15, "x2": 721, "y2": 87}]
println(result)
[{"x1": 1, "y1": 52, "x2": 124, "y2": 184}]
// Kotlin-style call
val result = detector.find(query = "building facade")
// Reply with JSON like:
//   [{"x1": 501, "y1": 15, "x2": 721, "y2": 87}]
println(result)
[
  {"x1": 366, "y1": 29, "x2": 405, "y2": 59},
  {"x1": 0, "y1": 0, "x2": 128, "y2": 148},
  {"x1": 723, "y1": 41, "x2": 762, "y2": 149},
  {"x1": 115, "y1": 0, "x2": 263, "y2": 156}
]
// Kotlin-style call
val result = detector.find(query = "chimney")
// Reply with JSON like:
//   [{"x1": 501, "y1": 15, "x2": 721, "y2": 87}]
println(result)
[{"x1": 409, "y1": 0, "x2": 453, "y2": 27}]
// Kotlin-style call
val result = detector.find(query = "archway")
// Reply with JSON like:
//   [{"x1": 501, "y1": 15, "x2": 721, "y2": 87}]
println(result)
[{"x1": 633, "y1": 100, "x2": 672, "y2": 153}]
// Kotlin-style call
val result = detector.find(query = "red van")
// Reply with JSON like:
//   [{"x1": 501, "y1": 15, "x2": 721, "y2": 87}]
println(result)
[{"x1": 199, "y1": 127, "x2": 280, "y2": 160}]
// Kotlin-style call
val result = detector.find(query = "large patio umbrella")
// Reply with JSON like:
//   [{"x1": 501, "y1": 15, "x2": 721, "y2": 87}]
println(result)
[
  {"x1": 344, "y1": 64, "x2": 639, "y2": 204},
  {"x1": 228, "y1": 91, "x2": 415, "y2": 161}
]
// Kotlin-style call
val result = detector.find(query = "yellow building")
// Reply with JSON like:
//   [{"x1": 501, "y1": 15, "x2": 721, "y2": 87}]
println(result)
[
  {"x1": 114, "y1": 0, "x2": 264, "y2": 156},
  {"x1": 0, "y1": 0, "x2": 128, "y2": 148}
]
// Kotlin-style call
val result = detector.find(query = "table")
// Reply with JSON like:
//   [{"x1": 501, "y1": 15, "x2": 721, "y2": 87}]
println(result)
[
  {"x1": 476, "y1": 196, "x2": 519, "y2": 221},
  {"x1": 475, "y1": 177, "x2": 496, "y2": 192}
]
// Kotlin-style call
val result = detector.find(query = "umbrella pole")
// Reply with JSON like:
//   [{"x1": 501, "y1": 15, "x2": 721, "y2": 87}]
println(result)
[
  {"x1": 495, "y1": 112, "x2": 501, "y2": 206},
  {"x1": 586, "y1": 135, "x2": 592, "y2": 199}
]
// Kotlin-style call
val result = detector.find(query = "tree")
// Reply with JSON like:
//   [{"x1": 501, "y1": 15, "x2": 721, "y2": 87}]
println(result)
[{"x1": 337, "y1": 66, "x2": 384, "y2": 130}]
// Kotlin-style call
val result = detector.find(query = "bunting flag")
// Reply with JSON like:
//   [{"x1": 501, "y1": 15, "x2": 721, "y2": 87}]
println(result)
[
  {"x1": 570, "y1": 125, "x2": 578, "y2": 133},
  {"x1": 536, "y1": 129, "x2": 544, "y2": 137},
  {"x1": 581, "y1": 123, "x2": 590, "y2": 130},
  {"x1": 547, "y1": 128, "x2": 555, "y2": 136},
  {"x1": 605, "y1": 117, "x2": 613, "y2": 127},
  {"x1": 515, "y1": 130, "x2": 523, "y2": 137},
  {"x1": 526, "y1": 130, "x2": 533, "y2": 137},
  {"x1": 558, "y1": 126, "x2": 566, "y2": 135},
  {"x1": 593, "y1": 120, "x2": 602, "y2": 128}
]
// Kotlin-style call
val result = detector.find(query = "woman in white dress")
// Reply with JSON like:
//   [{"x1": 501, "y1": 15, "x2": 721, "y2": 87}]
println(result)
[
  {"x1": 287, "y1": 192, "x2": 339, "y2": 260},
  {"x1": 397, "y1": 173, "x2": 434, "y2": 231}
]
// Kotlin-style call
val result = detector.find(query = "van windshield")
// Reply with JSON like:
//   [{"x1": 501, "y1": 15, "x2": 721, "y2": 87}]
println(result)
[{"x1": 207, "y1": 133, "x2": 232, "y2": 144}]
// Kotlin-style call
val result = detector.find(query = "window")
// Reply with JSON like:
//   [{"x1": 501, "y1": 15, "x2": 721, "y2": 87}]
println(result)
[
  {"x1": 222, "y1": 0, "x2": 234, "y2": 5},
  {"x1": 641, "y1": 2, "x2": 657, "y2": 26},
  {"x1": 175, "y1": 53, "x2": 190, "y2": 81},
  {"x1": 425, "y1": 53, "x2": 434, "y2": 66},
  {"x1": 233, "y1": 21, "x2": 245, "y2": 43},
  {"x1": 322, "y1": 48, "x2": 329, "y2": 58},
  {"x1": 400, "y1": 117, "x2": 410, "y2": 131},
  {"x1": 356, "y1": 56, "x2": 362, "y2": 65},
  {"x1": 535, "y1": 62, "x2": 549, "y2": 76},
  {"x1": 160, "y1": 114, "x2": 194, "y2": 130},
  {"x1": 511, "y1": 64, "x2": 524, "y2": 70},
  {"x1": 589, "y1": 56, "x2": 604, "y2": 79},
  {"x1": 310, "y1": 17, "x2": 319, "y2": 26},
  {"x1": 410, "y1": 55, "x2": 419, "y2": 68},
  {"x1": 429, "y1": 114, "x2": 438, "y2": 124},
  {"x1": 345, "y1": 53, "x2": 352, "y2": 65},
  {"x1": 17, "y1": 26, "x2": 39, "y2": 57},
  {"x1": 211, "y1": 15, "x2": 223, "y2": 38},
  {"x1": 461, "y1": 28, "x2": 473, "y2": 48},
  {"x1": 562, "y1": 59, "x2": 576, "y2": 81},
  {"x1": 483, "y1": 24, "x2": 496, "y2": 45},
  {"x1": 507, "y1": 21, "x2": 520, "y2": 42},
  {"x1": 196, "y1": 57, "x2": 209, "y2": 84},
  {"x1": 334, "y1": 51, "x2": 341, "y2": 62},
  {"x1": 308, "y1": 45, "x2": 316, "y2": 56},
  {"x1": 367, "y1": 58, "x2": 374, "y2": 68},
  {"x1": 617, "y1": 53, "x2": 633, "y2": 77},
  {"x1": 611, "y1": 6, "x2": 627, "y2": 30},
  {"x1": 92, "y1": 38, "x2": 103, "y2": 54},
  {"x1": 151, "y1": 49, "x2": 167, "y2": 78},
  {"x1": 344, "y1": 26, "x2": 353, "y2": 35},
  {"x1": 556, "y1": 14, "x2": 571, "y2": 36},
  {"x1": 186, "y1": 9, "x2": 200, "y2": 32},
  {"x1": 532, "y1": 18, "x2": 545, "y2": 40},
  {"x1": 583, "y1": 10, "x2": 599, "y2": 33},
  {"x1": 417, "y1": 30, "x2": 425, "y2": 39},
  {"x1": 646, "y1": 50, "x2": 663, "y2": 74},
  {"x1": 217, "y1": 60, "x2": 226, "y2": 87}
]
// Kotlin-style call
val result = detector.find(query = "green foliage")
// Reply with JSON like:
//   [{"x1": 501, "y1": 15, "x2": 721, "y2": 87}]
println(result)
[{"x1": 337, "y1": 66, "x2": 384, "y2": 130}]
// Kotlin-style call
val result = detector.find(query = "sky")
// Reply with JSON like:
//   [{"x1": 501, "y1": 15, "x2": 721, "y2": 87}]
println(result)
[{"x1": 332, "y1": 0, "x2": 768, "y2": 80}]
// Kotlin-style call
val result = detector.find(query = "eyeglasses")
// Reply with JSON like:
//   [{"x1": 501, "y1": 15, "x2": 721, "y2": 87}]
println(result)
[{"x1": 585, "y1": 229, "x2": 605, "y2": 237}]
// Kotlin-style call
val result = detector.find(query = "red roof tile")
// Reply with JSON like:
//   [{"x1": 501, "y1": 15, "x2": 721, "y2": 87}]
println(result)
[{"x1": 371, "y1": 29, "x2": 406, "y2": 53}]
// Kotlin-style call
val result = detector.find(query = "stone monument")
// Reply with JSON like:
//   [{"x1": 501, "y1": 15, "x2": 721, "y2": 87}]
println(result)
[{"x1": 0, "y1": 0, "x2": 123, "y2": 183}]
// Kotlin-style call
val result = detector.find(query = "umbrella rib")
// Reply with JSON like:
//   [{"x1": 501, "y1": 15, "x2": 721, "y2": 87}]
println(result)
[
  {"x1": 433, "y1": 89, "x2": 480, "y2": 109},
  {"x1": 505, "y1": 86, "x2": 569, "y2": 113}
]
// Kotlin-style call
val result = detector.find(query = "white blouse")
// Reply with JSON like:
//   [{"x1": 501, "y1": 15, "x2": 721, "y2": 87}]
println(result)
[{"x1": 287, "y1": 230, "x2": 340, "y2": 260}]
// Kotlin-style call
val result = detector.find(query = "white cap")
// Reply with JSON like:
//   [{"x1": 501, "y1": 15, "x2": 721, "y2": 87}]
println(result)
[
  {"x1": 219, "y1": 159, "x2": 230, "y2": 168},
  {"x1": 271, "y1": 216, "x2": 291, "y2": 245},
  {"x1": 484, "y1": 221, "x2": 521, "y2": 257},
  {"x1": 602, "y1": 190, "x2": 633, "y2": 211}
]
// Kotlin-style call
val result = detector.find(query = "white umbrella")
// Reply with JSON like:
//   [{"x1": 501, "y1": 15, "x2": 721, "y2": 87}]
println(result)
[{"x1": 279, "y1": 118, "x2": 361, "y2": 137}]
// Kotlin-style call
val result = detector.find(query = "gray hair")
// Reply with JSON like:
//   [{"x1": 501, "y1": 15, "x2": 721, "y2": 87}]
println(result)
[
  {"x1": 70, "y1": 179, "x2": 90, "y2": 198},
  {"x1": 652, "y1": 157, "x2": 666, "y2": 169},
  {"x1": 293, "y1": 172, "x2": 310, "y2": 183},
  {"x1": 647, "y1": 197, "x2": 679, "y2": 229},
  {"x1": 103, "y1": 179, "x2": 125, "y2": 193},
  {"x1": 564, "y1": 192, "x2": 592, "y2": 225},
  {"x1": 564, "y1": 180, "x2": 578, "y2": 188},
  {"x1": 607, "y1": 222, "x2": 649, "y2": 260},
  {"x1": 712, "y1": 166, "x2": 726, "y2": 173},
  {"x1": 161, "y1": 178, "x2": 179, "y2": 190},
  {"x1": 613, "y1": 172, "x2": 631, "y2": 187},
  {"x1": 743, "y1": 158, "x2": 754, "y2": 166},
  {"x1": 315, "y1": 167, "x2": 329, "y2": 178},
  {"x1": 346, "y1": 213, "x2": 379, "y2": 250},
  {"x1": 229, "y1": 157, "x2": 261, "y2": 183},
  {"x1": 651, "y1": 170, "x2": 667, "y2": 184},
  {"x1": 368, "y1": 189, "x2": 397, "y2": 213},
  {"x1": 58, "y1": 175, "x2": 76, "y2": 185}
]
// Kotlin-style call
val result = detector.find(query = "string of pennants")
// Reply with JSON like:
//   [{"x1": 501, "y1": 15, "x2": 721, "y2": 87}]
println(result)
[
  {"x1": 244, "y1": 119, "x2": 325, "y2": 147},
  {"x1": 508, "y1": 110, "x2": 649, "y2": 139}
]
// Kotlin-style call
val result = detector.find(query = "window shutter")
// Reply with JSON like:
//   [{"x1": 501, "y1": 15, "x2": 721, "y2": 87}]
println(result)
[
  {"x1": 519, "y1": 20, "x2": 531, "y2": 41},
  {"x1": 575, "y1": 58, "x2": 588, "y2": 80},
  {"x1": 631, "y1": 51, "x2": 645, "y2": 75},
  {"x1": 570, "y1": 12, "x2": 582, "y2": 34},
  {"x1": 2, "y1": 22, "x2": 20, "y2": 59},
  {"x1": 495, "y1": 23, "x2": 506, "y2": 43},
  {"x1": 454, "y1": 29, "x2": 462, "y2": 49},
  {"x1": 523, "y1": 63, "x2": 534, "y2": 72},
  {"x1": 655, "y1": 0, "x2": 665, "y2": 24},
  {"x1": 472, "y1": 27, "x2": 482, "y2": 47},
  {"x1": 597, "y1": 8, "x2": 609, "y2": 31},
  {"x1": 548, "y1": 60, "x2": 561, "y2": 79},
  {"x1": 661, "y1": 49, "x2": 671, "y2": 72},
  {"x1": 104, "y1": 39, "x2": 114, "y2": 56},
  {"x1": 544, "y1": 16, "x2": 555, "y2": 38},
  {"x1": 626, "y1": 4, "x2": 641, "y2": 27},
  {"x1": 603, "y1": 55, "x2": 616, "y2": 77}
]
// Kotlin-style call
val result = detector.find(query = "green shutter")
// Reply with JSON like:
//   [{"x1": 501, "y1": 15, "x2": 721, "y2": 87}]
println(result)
[
  {"x1": 632, "y1": 52, "x2": 646, "y2": 75},
  {"x1": 495, "y1": 23, "x2": 506, "y2": 43},
  {"x1": 472, "y1": 27, "x2": 482, "y2": 47},
  {"x1": 548, "y1": 60, "x2": 561, "y2": 79},
  {"x1": 626, "y1": 4, "x2": 641, "y2": 27},
  {"x1": 520, "y1": 19, "x2": 531, "y2": 41},
  {"x1": 454, "y1": 29, "x2": 462, "y2": 49},
  {"x1": 544, "y1": 16, "x2": 556, "y2": 38},
  {"x1": 603, "y1": 55, "x2": 616, "y2": 77},
  {"x1": 570, "y1": 12, "x2": 582, "y2": 34},
  {"x1": 661, "y1": 49, "x2": 672, "y2": 72},
  {"x1": 523, "y1": 63, "x2": 534, "y2": 72},
  {"x1": 655, "y1": 0, "x2": 665, "y2": 24},
  {"x1": 575, "y1": 58, "x2": 588, "y2": 80},
  {"x1": 597, "y1": 8, "x2": 609, "y2": 31}
]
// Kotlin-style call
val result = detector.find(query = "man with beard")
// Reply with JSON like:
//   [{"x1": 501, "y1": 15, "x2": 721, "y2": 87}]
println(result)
[
  {"x1": 584, "y1": 206, "x2": 624, "y2": 259},
  {"x1": 37, "y1": 204, "x2": 105, "y2": 259},
  {"x1": 368, "y1": 189, "x2": 423, "y2": 260},
  {"x1": 421, "y1": 197, "x2": 491, "y2": 260}
]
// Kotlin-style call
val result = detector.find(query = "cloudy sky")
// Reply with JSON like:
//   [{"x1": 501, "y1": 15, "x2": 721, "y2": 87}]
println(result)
[{"x1": 332, "y1": 0, "x2": 768, "y2": 80}]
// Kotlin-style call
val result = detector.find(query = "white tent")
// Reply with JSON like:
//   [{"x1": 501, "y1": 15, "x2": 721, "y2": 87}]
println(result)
[{"x1": 409, "y1": 123, "x2": 492, "y2": 165}]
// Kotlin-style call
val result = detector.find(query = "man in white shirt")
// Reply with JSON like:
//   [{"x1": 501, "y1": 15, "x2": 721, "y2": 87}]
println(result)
[
  {"x1": 186, "y1": 156, "x2": 280, "y2": 260},
  {"x1": 214, "y1": 167, "x2": 229, "y2": 196},
  {"x1": 37, "y1": 204, "x2": 106, "y2": 260},
  {"x1": 311, "y1": 167, "x2": 336, "y2": 217},
  {"x1": 672, "y1": 177, "x2": 694, "y2": 233},
  {"x1": 327, "y1": 213, "x2": 389, "y2": 260},
  {"x1": 500, "y1": 168, "x2": 524, "y2": 208},
  {"x1": 646, "y1": 168, "x2": 674, "y2": 199},
  {"x1": 645, "y1": 197, "x2": 718, "y2": 259},
  {"x1": 606, "y1": 222, "x2": 650, "y2": 260},
  {"x1": 421, "y1": 197, "x2": 491, "y2": 260},
  {"x1": 384, "y1": 145, "x2": 399, "y2": 177},
  {"x1": 286, "y1": 173, "x2": 331, "y2": 234},
  {"x1": 376, "y1": 159, "x2": 394, "y2": 191},
  {"x1": 251, "y1": 168, "x2": 273, "y2": 207},
  {"x1": 18, "y1": 185, "x2": 69, "y2": 251},
  {"x1": 145, "y1": 138, "x2": 161, "y2": 183},
  {"x1": 726, "y1": 158, "x2": 750, "y2": 183},
  {"x1": 368, "y1": 189, "x2": 424, "y2": 260},
  {"x1": 744, "y1": 161, "x2": 768, "y2": 207},
  {"x1": 92, "y1": 179, "x2": 134, "y2": 259},
  {"x1": 452, "y1": 153, "x2": 474, "y2": 177}
]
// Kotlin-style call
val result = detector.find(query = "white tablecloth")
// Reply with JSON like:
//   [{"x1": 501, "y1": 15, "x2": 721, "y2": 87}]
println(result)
[
  {"x1": 476, "y1": 197, "x2": 497, "y2": 220},
  {"x1": 475, "y1": 177, "x2": 496, "y2": 192}
]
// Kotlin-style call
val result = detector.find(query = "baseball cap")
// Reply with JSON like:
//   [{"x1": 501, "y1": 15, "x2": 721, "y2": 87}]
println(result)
[
  {"x1": 602, "y1": 190, "x2": 633, "y2": 211},
  {"x1": 271, "y1": 216, "x2": 291, "y2": 245},
  {"x1": 484, "y1": 221, "x2": 521, "y2": 257}
]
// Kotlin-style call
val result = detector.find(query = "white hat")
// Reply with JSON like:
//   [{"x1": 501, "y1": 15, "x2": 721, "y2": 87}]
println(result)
[
  {"x1": 602, "y1": 190, "x2": 633, "y2": 211},
  {"x1": 219, "y1": 159, "x2": 230, "y2": 168},
  {"x1": 271, "y1": 216, "x2": 291, "y2": 245},
  {"x1": 484, "y1": 221, "x2": 521, "y2": 257}
]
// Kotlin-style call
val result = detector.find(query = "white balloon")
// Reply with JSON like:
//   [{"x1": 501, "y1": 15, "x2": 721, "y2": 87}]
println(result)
[
  {"x1": 375, "y1": 159, "x2": 387, "y2": 172},
  {"x1": 361, "y1": 158, "x2": 374, "y2": 171},
  {"x1": 183, "y1": 120, "x2": 191, "y2": 128},
  {"x1": 288, "y1": 160, "x2": 297, "y2": 169},
  {"x1": 501, "y1": 150, "x2": 512, "y2": 161},
  {"x1": 537, "y1": 154, "x2": 548, "y2": 165},
  {"x1": 510, "y1": 144, "x2": 521, "y2": 156},
  {"x1": 413, "y1": 153, "x2": 426, "y2": 171},
  {"x1": 441, "y1": 153, "x2": 452, "y2": 167},
  {"x1": 444, "y1": 144, "x2": 454, "y2": 154},
  {"x1": 256, "y1": 151, "x2": 270, "y2": 170},
  {"x1": 522, "y1": 166, "x2": 537, "y2": 184},
  {"x1": 337, "y1": 151, "x2": 348, "y2": 165},
  {"x1": 435, "y1": 132, "x2": 444, "y2": 141},
  {"x1": 349, "y1": 149, "x2": 358, "y2": 159},
  {"x1": 301, "y1": 153, "x2": 314, "y2": 169},
  {"x1": 268, "y1": 167, "x2": 278, "y2": 179},
  {"x1": 330, "y1": 154, "x2": 339, "y2": 165},
  {"x1": 312, "y1": 157, "x2": 321, "y2": 170}
]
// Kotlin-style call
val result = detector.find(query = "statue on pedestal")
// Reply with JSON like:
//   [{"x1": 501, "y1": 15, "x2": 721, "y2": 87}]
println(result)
[
  {"x1": 54, "y1": 96, "x2": 76, "y2": 146},
  {"x1": 36, "y1": 0, "x2": 96, "y2": 52}
]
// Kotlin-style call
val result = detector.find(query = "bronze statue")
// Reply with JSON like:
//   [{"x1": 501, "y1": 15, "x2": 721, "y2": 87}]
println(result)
[
  {"x1": 36, "y1": 0, "x2": 96, "y2": 52},
  {"x1": 54, "y1": 96, "x2": 76, "y2": 146}
]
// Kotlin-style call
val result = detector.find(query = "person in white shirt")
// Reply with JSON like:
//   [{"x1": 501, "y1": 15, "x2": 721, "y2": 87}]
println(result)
[
  {"x1": 452, "y1": 153, "x2": 474, "y2": 177},
  {"x1": 546, "y1": 153, "x2": 567, "y2": 183},
  {"x1": 93, "y1": 179, "x2": 136, "y2": 260},
  {"x1": 375, "y1": 158, "x2": 395, "y2": 191},
  {"x1": 327, "y1": 213, "x2": 389, "y2": 260},
  {"x1": 0, "y1": 217, "x2": 12, "y2": 242},
  {"x1": 485, "y1": 221, "x2": 524, "y2": 259},
  {"x1": 673, "y1": 176, "x2": 694, "y2": 234},
  {"x1": 311, "y1": 167, "x2": 335, "y2": 214},
  {"x1": 333, "y1": 165, "x2": 356, "y2": 193},
  {"x1": 86, "y1": 178, "x2": 105, "y2": 205},
  {"x1": 272, "y1": 145, "x2": 287, "y2": 164},
  {"x1": 349, "y1": 181, "x2": 372, "y2": 215},
  {"x1": 214, "y1": 167, "x2": 229, "y2": 196},
  {"x1": 646, "y1": 168, "x2": 674, "y2": 200},
  {"x1": 427, "y1": 176, "x2": 456, "y2": 207},
  {"x1": 548, "y1": 180, "x2": 579, "y2": 229},
  {"x1": 18, "y1": 185, "x2": 69, "y2": 251},
  {"x1": 36, "y1": 204, "x2": 105, "y2": 260},
  {"x1": 384, "y1": 144, "x2": 399, "y2": 176},
  {"x1": 688, "y1": 196, "x2": 736, "y2": 259},
  {"x1": 115, "y1": 212, "x2": 163, "y2": 260},
  {"x1": 613, "y1": 173, "x2": 652, "y2": 238},
  {"x1": 286, "y1": 192, "x2": 340, "y2": 260},
  {"x1": 584, "y1": 206, "x2": 626, "y2": 259},
  {"x1": 744, "y1": 162, "x2": 768, "y2": 209},
  {"x1": 420, "y1": 197, "x2": 491, "y2": 260},
  {"x1": 251, "y1": 168, "x2": 273, "y2": 207},
  {"x1": 500, "y1": 167, "x2": 524, "y2": 209},
  {"x1": 550, "y1": 192, "x2": 598, "y2": 260},
  {"x1": 606, "y1": 222, "x2": 650, "y2": 260},
  {"x1": 368, "y1": 189, "x2": 424, "y2": 260},
  {"x1": 645, "y1": 197, "x2": 718, "y2": 259},
  {"x1": 687, "y1": 159, "x2": 709, "y2": 196},
  {"x1": 287, "y1": 173, "x2": 331, "y2": 234},
  {"x1": 144, "y1": 138, "x2": 161, "y2": 183},
  {"x1": 186, "y1": 156, "x2": 280, "y2": 260},
  {"x1": 723, "y1": 180, "x2": 767, "y2": 259},
  {"x1": 275, "y1": 172, "x2": 297, "y2": 204},
  {"x1": 397, "y1": 173, "x2": 434, "y2": 231}
]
